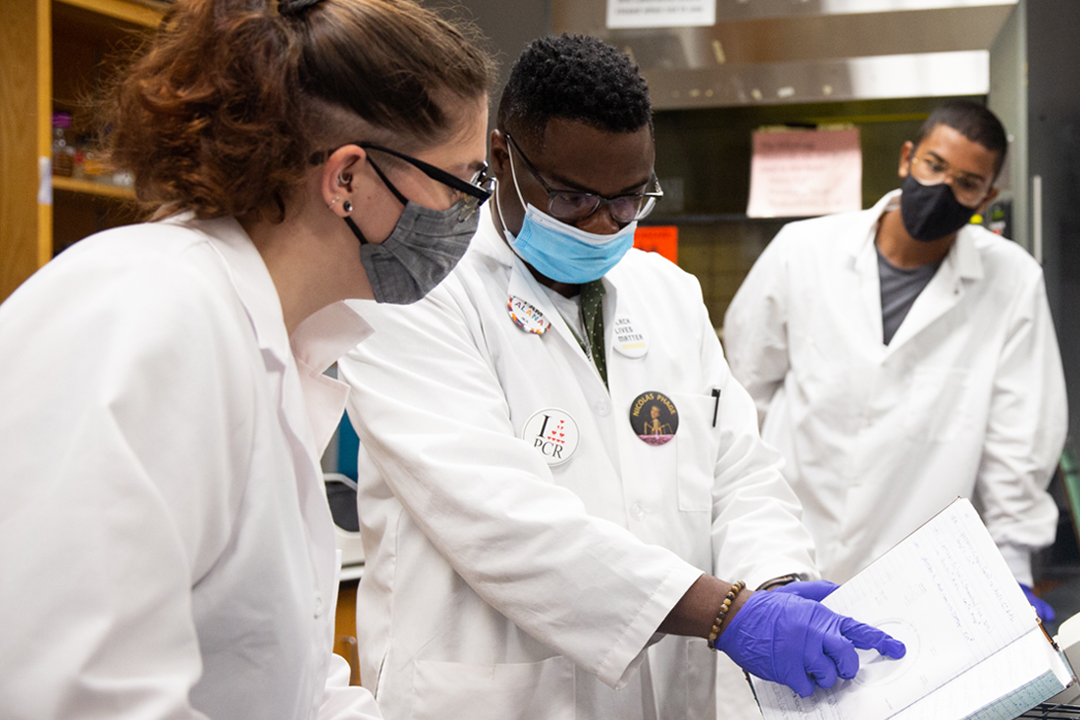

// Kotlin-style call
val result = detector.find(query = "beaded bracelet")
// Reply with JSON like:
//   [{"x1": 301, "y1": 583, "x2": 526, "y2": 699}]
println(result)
[{"x1": 707, "y1": 580, "x2": 746, "y2": 650}]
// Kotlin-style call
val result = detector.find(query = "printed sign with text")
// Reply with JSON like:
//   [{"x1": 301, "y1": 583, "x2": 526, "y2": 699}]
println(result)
[{"x1": 607, "y1": 0, "x2": 716, "y2": 29}]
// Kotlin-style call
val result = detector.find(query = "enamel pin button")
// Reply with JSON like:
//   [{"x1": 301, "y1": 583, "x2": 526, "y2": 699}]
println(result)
[
  {"x1": 521, "y1": 408, "x2": 579, "y2": 465},
  {"x1": 629, "y1": 391, "x2": 678, "y2": 446},
  {"x1": 613, "y1": 315, "x2": 648, "y2": 358},
  {"x1": 508, "y1": 296, "x2": 551, "y2": 335}
]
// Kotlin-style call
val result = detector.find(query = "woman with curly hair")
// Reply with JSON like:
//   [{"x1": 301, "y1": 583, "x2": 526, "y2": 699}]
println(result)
[{"x1": 0, "y1": 0, "x2": 493, "y2": 717}]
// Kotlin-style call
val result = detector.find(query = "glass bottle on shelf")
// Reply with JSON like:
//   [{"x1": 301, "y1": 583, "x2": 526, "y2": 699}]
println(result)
[
  {"x1": 51, "y1": 112, "x2": 75, "y2": 178},
  {"x1": 112, "y1": 170, "x2": 134, "y2": 190},
  {"x1": 71, "y1": 134, "x2": 87, "y2": 180},
  {"x1": 82, "y1": 146, "x2": 106, "y2": 184}
]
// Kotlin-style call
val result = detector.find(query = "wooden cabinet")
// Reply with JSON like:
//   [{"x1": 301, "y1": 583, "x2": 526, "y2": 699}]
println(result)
[
  {"x1": 335, "y1": 580, "x2": 363, "y2": 686},
  {"x1": 0, "y1": 0, "x2": 163, "y2": 303}
]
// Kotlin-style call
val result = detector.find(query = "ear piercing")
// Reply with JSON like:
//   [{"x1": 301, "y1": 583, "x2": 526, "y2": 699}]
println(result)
[
  {"x1": 338, "y1": 172, "x2": 352, "y2": 186},
  {"x1": 329, "y1": 196, "x2": 352, "y2": 215}
]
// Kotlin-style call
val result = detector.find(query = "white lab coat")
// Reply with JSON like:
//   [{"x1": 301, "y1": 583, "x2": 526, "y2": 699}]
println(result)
[
  {"x1": 338, "y1": 207, "x2": 817, "y2": 720},
  {"x1": 724, "y1": 190, "x2": 1067, "y2": 586},
  {"x1": 0, "y1": 216, "x2": 382, "y2": 720}
]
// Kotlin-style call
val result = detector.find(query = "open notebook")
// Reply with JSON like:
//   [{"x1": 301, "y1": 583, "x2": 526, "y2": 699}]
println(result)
[{"x1": 752, "y1": 498, "x2": 1075, "y2": 720}]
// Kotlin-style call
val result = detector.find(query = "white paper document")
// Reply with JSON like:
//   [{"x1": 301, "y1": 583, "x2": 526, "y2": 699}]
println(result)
[
  {"x1": 746, "y1": 127, "x2": 862, "y2": 218},
  {"x1": 752, "y1": 499, "x2": 1074, "y2": 720},
  {"x1": 606, "y1": 0, "x2": 716, "y2": 29}
]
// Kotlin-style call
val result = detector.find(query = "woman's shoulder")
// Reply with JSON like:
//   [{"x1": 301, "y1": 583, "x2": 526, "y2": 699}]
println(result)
[{"x1": 2, "y1": 221, "x2": 250, "y2": 361}]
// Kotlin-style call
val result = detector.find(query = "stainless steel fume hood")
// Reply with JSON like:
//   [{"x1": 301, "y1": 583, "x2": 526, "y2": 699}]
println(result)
[{"x1": 554, "y1": 0, "x2": 1017, "y2": 110}]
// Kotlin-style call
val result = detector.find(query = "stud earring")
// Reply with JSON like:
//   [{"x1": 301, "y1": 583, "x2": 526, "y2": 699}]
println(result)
[
  {"x1": 342, "y1": 200, "x2": 353, "y2": 214},
  {"x1": 328, "y1": 196, "x2": 341, "y2": 210}
]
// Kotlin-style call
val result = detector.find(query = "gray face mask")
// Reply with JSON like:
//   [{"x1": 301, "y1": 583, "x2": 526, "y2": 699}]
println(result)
[{"x1": 345, "y1": 200, "x2": 478, "y2": 305}]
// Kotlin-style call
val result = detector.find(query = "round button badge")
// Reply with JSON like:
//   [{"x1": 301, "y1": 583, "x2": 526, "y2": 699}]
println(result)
[
  {"x1": 507, "y1": 295, "x2": 551, "y2": 335},
  {"x1": 612, "y1": 315, "x2": 648, "y2": 358},
  {"x1": 629, "y1": 391, "x2": 678, "y2": 446},
  {"x1": 521, "y1": 408, "x2": 579, "y2": 466}
]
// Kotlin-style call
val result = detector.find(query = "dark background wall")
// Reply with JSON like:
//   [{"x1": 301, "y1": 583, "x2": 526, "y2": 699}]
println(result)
[
  {"x1": 1027, "y1": 0, "x2": 1080, "y2": 455},
  {"x1": 447, "y1": 0, "x2": 553, "y2": 130}
]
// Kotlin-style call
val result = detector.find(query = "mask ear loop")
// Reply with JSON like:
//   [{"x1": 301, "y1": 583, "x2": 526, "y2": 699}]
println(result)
[
  {"x1": 492, "y1": 174, "x2": 533, "y2": 269},
  {"x1": 505, "y1": 142, "x2": 530, "y2": 211},
  {"x1": 493, "y1": 178, "x2": 512, "y2": 238},
  {"x1": 345, "y1": 216, "x2": 369, "y2": 246},
  {"x1": 496, "y1": 142, "x2": 534, "y2": 246},
  {"x1": 341, "y1": 156, "x2": 411, "y2": 248}
]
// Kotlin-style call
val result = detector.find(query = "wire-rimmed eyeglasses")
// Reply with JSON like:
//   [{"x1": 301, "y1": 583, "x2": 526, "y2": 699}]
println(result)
[
  {"x1": 504, "y1": 134, "x2": 662, "y2": 224},
  {"x1": 909, "y1": 154, "x2": 993, "y2": 209}
]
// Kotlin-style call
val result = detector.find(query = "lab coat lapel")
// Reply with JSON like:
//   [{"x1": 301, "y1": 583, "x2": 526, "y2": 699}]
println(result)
[
  {"x1": 291, "y1": 302, "x2": 372, "y2": 457},
  {"x1": 852, "y1": 232, "x2": 885, "y2": 353},
  {"x1": 474, "y1": 208, "x2": 612, "y2": 395},
  {"x1": 596, "y1": 269, "x2": 628, "y2": 363},
  {"x1": 191, "y1": 216, "x2": 338, "y2": 595},
  {"x1": 885, "y1": 228, "x2": 983, "y2": 352},
  {"x1": 506, "y1": 261, "x2": 593, "y2": 366},
  {"x1": 844, "y1": 195, "x2": 893, "y2": 353},
  {"x1": 476, "y1": 210, "x2": 598, "y2": 370},
  {"x1": 192, "y1": 216, "x2": 293, "y2": 370}
]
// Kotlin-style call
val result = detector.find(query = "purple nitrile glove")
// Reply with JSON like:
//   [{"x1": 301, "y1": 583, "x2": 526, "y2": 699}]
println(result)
[
  {"x1": 1020, "y1": 583, "x2": 1056, "y2": 622},
  {"x1": 716, "y1": 590, "x2": 906, "y2": 698},
  {"x1": 770, "y1": 580, "x2": 840, "y2": 602}
]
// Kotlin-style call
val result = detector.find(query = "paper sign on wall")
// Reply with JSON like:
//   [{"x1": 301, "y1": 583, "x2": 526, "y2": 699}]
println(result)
[
  {"x1": 746, "y1": 127, "x2": 862, "y2": 218},
  {"x1": 634, "y1": 225, "x2": 678, "y2": 264},
  {"x1": 607, "y1": 0, "x2": 716, "y2": 29}
]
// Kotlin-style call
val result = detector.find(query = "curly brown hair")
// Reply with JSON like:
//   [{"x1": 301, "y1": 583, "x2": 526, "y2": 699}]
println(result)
[{"x1": 103, "y1": 0, "x2": 494, "y2": 221}]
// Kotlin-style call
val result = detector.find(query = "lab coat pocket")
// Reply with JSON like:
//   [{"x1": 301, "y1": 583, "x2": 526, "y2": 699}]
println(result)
[
  {"x1": 904, "y1": 367, "x2": 972, "y2": 443},
  {"x1": 411, "y1": 655, "x2": 575, "y2": 720},
  {"x1": 671, "y1": 392, "x2": 716, "y2": 512}
]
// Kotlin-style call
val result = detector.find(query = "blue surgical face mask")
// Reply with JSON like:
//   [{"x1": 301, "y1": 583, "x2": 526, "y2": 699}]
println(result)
[{"x1": 496, "y1": 152, "x2": 636, "y2": 284}]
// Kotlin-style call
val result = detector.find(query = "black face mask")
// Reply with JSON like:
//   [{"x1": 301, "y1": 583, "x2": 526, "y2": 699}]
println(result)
[{"x1": 899, "y1": 174, "x2": 979, "y2": 243}]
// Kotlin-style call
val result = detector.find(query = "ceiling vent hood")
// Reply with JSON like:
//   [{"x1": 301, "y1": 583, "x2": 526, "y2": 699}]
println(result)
[{"x1": 553, "y1": 0, "x2": 1017, "y2": 109}]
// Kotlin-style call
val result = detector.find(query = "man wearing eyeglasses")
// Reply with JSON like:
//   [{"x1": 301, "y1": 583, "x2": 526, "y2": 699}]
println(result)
[
  {"x1": 337, "y1": 34, "x2": 906, "y2": 720},
  {"x1": 725, "y1": 100, "x2": 1067, "y2": 621}
]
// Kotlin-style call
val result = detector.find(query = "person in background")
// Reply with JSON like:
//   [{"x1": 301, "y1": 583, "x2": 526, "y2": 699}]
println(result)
[
  {"x1": 338, "y1": 34, "x2": 903, "y2": 720},
  {"x1": 724, "y1": 100, "x2": 1066, "y2": 621},
  {"x1": 0, "y1": 0, "x2": 494, "y2": 717}
]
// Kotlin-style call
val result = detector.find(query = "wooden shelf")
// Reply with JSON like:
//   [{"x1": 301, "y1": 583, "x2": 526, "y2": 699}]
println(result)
[
  {"x1": 0, "y1": 0, "x2": 162, "y2": 301},
  {"x1": 55, "y1": 0, "x2": 165, "y2": 28},
  {"x1": 53, "y1": 176, "x2": 136, "y2": 200}
]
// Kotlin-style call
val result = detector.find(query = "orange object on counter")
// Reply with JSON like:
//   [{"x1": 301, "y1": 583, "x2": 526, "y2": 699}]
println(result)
[{"x1": 633, "y1": 225, "x2": 678, "y2": 264}]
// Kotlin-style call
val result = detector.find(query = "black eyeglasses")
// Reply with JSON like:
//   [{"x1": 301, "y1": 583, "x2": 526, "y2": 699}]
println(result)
[
  {"x1": 309, "y1": 142, "x2": 493, "y2": 221},
  {"x1": 505, "y1": 134, "x2": 663, "y2": 224}
]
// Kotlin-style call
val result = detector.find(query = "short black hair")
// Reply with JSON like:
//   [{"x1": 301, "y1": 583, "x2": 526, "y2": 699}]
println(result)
[
  {"x1": 496, "y1": 34, "x2": 652, "y2": 150},
  {"x1": 914, "y1": 100, "x2": 1009, "y2": 175}
]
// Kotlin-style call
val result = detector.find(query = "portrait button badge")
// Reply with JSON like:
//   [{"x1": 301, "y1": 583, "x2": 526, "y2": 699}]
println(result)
[{"x1": 628, "y1": 391, "x2": 678, "y2": 446}]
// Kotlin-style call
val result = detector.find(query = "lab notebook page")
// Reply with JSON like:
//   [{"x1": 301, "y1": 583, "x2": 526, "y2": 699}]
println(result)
[{"x1": 752, "y1": 498, "x2": 1074, "y2": 720}]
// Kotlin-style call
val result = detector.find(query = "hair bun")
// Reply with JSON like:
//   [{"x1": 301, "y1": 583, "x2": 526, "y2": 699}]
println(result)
[{"x1": 279, "y1": 0, "x2": 325, "y2": 17}]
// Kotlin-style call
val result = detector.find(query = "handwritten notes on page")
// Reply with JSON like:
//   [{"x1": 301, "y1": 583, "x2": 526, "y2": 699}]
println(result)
[
  {"x1": 893, "y1": 627, "x2": 1072, "y2": 720},
  {"x1": 752, "y1": 499, "x2": 1073, "y2": 720},
  {"x1": 746, "y1": 127, "x2": 862, "y2": 218}
]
